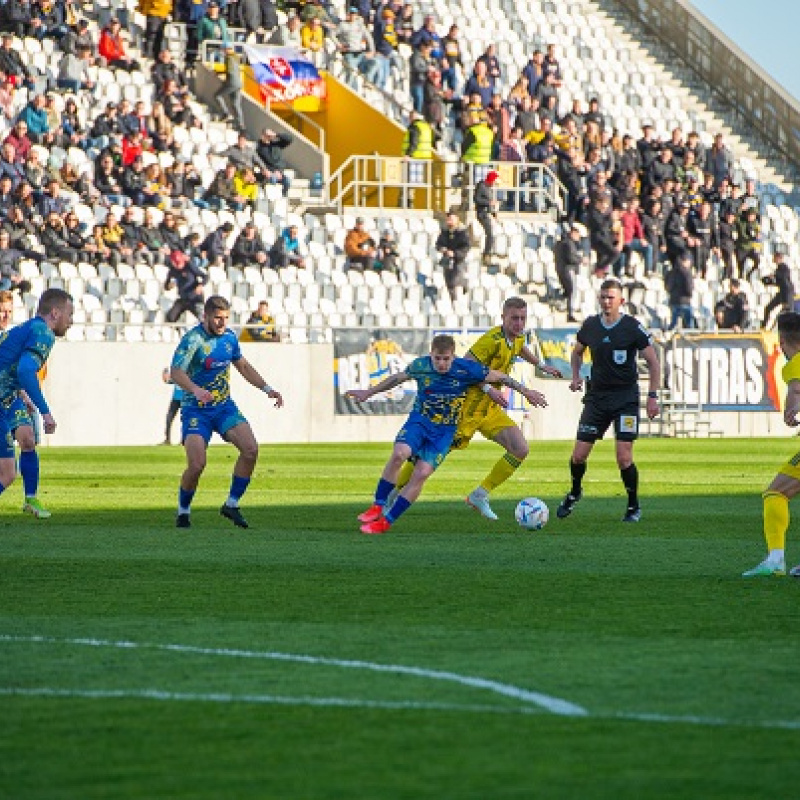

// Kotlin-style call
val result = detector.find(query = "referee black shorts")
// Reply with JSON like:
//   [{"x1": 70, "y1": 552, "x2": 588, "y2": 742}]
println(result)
[{"x1": 576, "y1": 388, "x2": 640, "y2": 443}]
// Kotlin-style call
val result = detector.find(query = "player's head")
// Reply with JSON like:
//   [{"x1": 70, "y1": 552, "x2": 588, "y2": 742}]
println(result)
[
  {"x1": 430, "y1": 333, "x2": 456, "y2": 373},
  {"x1": 203, "y1": 295, "x2": 230, "y2": 337},
  {"x1": 37, "y1": 288, "x2": 74, "y2": 337},
  {"x1": 777, "y1": 312, "x2": 800, "y2": 358},
  {"x1": 501, "y1": 296, "x2": 528, "y2": 338},
  {"x1": 598, "y1": 278, "x2": 624, "y2": 320},
  {"x1": 0, "y1": 289, "x2": 13, "y2": 331}
]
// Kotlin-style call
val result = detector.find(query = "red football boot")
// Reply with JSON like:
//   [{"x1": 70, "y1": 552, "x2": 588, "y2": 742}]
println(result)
[
  {"x1": 360, "y1": 516, "x2": 391, "y2": 535},
  {"x1": 357, "y1": 504, "x2": 384, "y2": 523}
]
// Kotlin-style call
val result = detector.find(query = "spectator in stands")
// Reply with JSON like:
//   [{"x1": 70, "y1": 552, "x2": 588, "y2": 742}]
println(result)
[
  {"x1": 256, "y1": 128, "x2": 292, "y2": 197},
  {"x1": 534, "y1": 71, "x2": 558, "y2": 111},
  {"x1": 301, "y1": 0, "x2": 336, "y2": 32},
  {"x1": 474, "y1": 169, "x2": 499, "y2": 264},
  {"x1": 232, "y1": 221, "x2": 269, "y2": 268},
  {"x1": 637, "y1": 124, "x2": 661, "y2": 174},
  {"x1": 99, "y1": 19, "x2": 140, "y2": 72},
  {"x1": 41, "y1": 211, "x2": 79, "y2": 263},
  {"x1": 152, "y1": 49, "x2": 188, "y2": 97},
  {"x1": 17, "y1": 95, "x2": 53, "y2": 145},
  {"x1": 56, "y1": 45, "x2": 94, "y2": 93},
  {"x1": 213, "y1": 45, "x2": 244, "y2": 129},
  {"x1": 204, "y1": 161, "x2": 245, "y2": 210},
  {"x1": 90, "y1": 102, "x2": 121, "y2": 142},
  {"x1": 435, "y1": 212, "x2": 469, "y2": 299},
  {"x1": 687, "y1": 200, "x2": 719, "y2": 279},
  {"x1": 461, "y1": 115, "x2": 493, "y2": 173},
  {"x1": 2, "y1": 204, "x2": 37, "y2": 248},
  {"x1": 485, "y1": 93, "x2": 510, "y2": 157},
  {"x1": 620, "y1": 198, "x2": 653, "y2": 275},
  {"x1": 0, "y1": 142, "x2": 23, "y2": 186},
  {"x1": 411, "y1": 14, "x2": 441, "y2": 59},
  {"x1": 507, "y1": 76, "x2": 530, "y2": 111},
  {"x1": 159, "y1": 78, "x2": 195, "y2": 127},
  {"x1": 665, "y1": 199, "x2": 695, "y2": 269},
  {"x1": 685, "y1": 131, "x2": 706, "y2": 171},
  {"x1": 121, "y1": 154, "x2": 159, "y2": 207},
  {"x1": 521, "y1": 49, "x2": 544, "y2": 98},
  {"x1": 439, "y1": 23, "x2": 462, "y2": 94},
  {"x1": 119, "y1": 205, "x2": 143, "y2": 252},
  {"x1": 513, "y1": 94, "x2": 539, "y2": 136},
  {"x1": 641, "y1": 197, "x2": 667, "y2": 274},
  {"x1": 336, "y1": 7, "x2": 377, "y2": 89},
  {"x1": 422, "y1": 63, "x2": 446, "y2": 139},
  {"x1": 463, "y1": 60, "x2": 494, "y2": 109},
  {"x1": 714, "y1": 279, "x2": 748, "y2": 331},
  {"x1": 762, "y1": 251, "x2": 794, "y2": 329},
  {"x1": 408, "y1": 39, "x2": 432, "y2": 113},
  {"x1": 666, "y1": 254, "x2": 695, "y2": 330},
  {"x1": 139, "y1": 0, "x2": 173, "y2": 60},
  {"x1": 677, "y1": 150, "x2": 703, "y2": 187},
  {"x1": 38, "y1": 177, "x2": 69, "y2": 217},
  {"x1": 201, "y1": 220, "x2": 234, "y2": 267},
  {"x1": 0, "y1": 229, "x2": 32, "y2": 292},
  {"x1": 586, "y1": 196, "x2": 621, "y2": 277},
  {"x1": 396, "y1": 3, "x2": 415, "y2": 48},
  {"x1": 0, "y1": 175, "x2": 15, "y2": 216},
  {"x1": 148, "y1": 101, "x2": 174, "y2": 152},
  {"x1": 736, "y1": 206, "x2": 762, "y2": 280},
  {"x1": 370, "y1": 8, "x2": 402, "y2": 89},
  {"x1": 165, "y1": 158, "x2": 203, "y2": 208},
  {"x1": 233, "y1": 167, "x2": 259, "y2": 208},
  {"x1": 30, "y1": 0, "x2": 68, "y2": 42},
  {"x1": 0, "y1": 3, "x2": 34, "y2": 40},
  {"x1": 100, "y1": 211, "x2": 133, "y2": 266},
  {"x1": 375, "y1": 228, "x2": 400, "y2": 274},
  {"x1": 344, "y1": 216, "x2": 376, "y2": 271},
  {"x1": 717, "y1": 207, "x2": 737, "y2": 280},
  {"x1": 708, "y1": 133, "x2": 732, "y2": 188},
  {"x1": 542, "y1": 43, "x2": 562, "y2": 86},
  {"x1": 741, "y1": 177, "x2": 761, "y2": 217},
  {"x1": 269, "y1": 224, "x2": 305, "y2": 270},
  {"x1": 279, "y1": 13, "x2": 303, "y2": 48},
  {"x1": 94, "y1": 152, "x2": 129, "y2": 207},
  {"x1": 300, "y1": 16, "x2": 325, "y2": 69},
  {"x1": 235, "y1": 0, "x2": 278, "y2": 40},
  {"x1": 121, "y1": 130, "x2": 145, "y2": 166},
  {"x1": 477, "y1": 43, "x2": 502, "y2": 84},
  {"x1": 554, "y1": 223, "x2": 583, "y2": 322},
  {"x1": 63, "y1": 210, "x2": 95, "y2": 259},
  {"x1": 646, "y1": 147, "x2": 675, "y2": 195},
  {"x1": 158, "y1": 210, "x2": 184, "y2": 253},
  {"x1": 401, "y1": 109, "x2": 433, "y2": 206},
  {"x1": 223, "y1": 132, "x2": 260, "y2": 172},
  {"x1": 12, "y1": 180, "x2": 36, "y2": 217},
  {"x1": 137, "y1": 208, "x2": 172, "y2": 264},
  {"x1": 197, "y1": 2, "x2": 228, "y2": 57},
  {"x1": 164, "y1": 250, "x2": 207, "y2": 323},
  {"x1": 243, "y1": 300, "x2": 279, "y2": 342}
]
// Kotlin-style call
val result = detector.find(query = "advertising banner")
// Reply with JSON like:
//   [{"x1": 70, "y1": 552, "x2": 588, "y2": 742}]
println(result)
[
  {"x1": 333, "y1": 328, "x2": 431, "y2": 415},
  {"x1": 243, "y1": 45, "x2": 326, "y2": 110},
  {"x1": 666, "y1": 332, "x2": 783, "y2": 411}
]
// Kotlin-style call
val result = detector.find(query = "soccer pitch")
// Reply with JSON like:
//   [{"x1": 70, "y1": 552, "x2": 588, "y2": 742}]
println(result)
[{"x1": 1, "y1": 439, "x2": 799, "y2": 798}]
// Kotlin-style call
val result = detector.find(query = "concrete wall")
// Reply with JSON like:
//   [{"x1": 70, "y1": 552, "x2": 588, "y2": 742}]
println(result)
[{"x1": 39, "y1": 343, "x2": 785, "y2": 446}]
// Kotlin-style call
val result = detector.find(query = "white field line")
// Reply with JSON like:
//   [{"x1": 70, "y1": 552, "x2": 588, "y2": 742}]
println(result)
[{"x1": 0, "y1": 634, "x2": 586, "y2": 716}]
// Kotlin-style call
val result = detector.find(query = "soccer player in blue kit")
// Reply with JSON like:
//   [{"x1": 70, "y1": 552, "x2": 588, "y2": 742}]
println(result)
[
  {"x1": 170, "y1": 295, "x2": 283, "y2": 529},
  {"x1": 347, "y1": 334, "x2": 548, "y2": 534},
  {"x1": 0, "y1": 288, "x2": 73, "y2": 510}
]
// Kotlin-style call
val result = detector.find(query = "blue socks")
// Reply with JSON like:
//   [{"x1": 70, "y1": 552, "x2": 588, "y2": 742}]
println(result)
[
  {"x1": 375, "y1": 478, "x2": 395, "y2": 506},
  {"x1": 226, "y1": 474, "x2": 250, "y2": 507},
  {"x1": 178, "y1": 487, "x2": 195, "y2": 514},
  {"x1": 385, "y1": 496, "x2": 411, "y2": 523},
  {"x1": 19, "y1": 450, "x2": 39, "y2": 498}
]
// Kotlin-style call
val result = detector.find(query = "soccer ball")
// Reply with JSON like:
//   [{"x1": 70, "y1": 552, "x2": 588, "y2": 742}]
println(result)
[{"x1": 515, "y1": 497, "x2": 549, "y2": 531}]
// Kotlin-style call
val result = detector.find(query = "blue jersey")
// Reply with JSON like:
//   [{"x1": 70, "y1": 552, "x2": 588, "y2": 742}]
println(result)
[
  {"x1": 406, "y1": 356, "x2": 489, "y2": 428},
  {"x1": 0, "y1": 317, "x2": 54, "y2": 405},
  {"x1": 171, "y1": 324, "x2": 242, "y2": 408}
]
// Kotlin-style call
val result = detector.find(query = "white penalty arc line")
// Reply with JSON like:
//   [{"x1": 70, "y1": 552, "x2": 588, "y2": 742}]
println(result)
[{"x1": 0, "y1": 634, "x2": 586, "y2": 717}]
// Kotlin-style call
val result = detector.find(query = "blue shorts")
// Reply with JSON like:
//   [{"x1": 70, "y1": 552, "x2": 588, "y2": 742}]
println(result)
[
  {"x1": 3, "y1": 395, "x2": 33, "y2": 433},
  {"x1": 0, "y1": 411, "x2": 14, "y2": 460},
  {"x1": 395, "y1": 415, "x2": 456, "y2": 470},
  {"x1": 180, "y1": 400, "x2": 247, "y2": 445}
]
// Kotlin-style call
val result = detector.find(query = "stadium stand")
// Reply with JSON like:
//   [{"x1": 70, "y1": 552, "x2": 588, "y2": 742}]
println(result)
[{"x1": 0, "y1": 0, "x2": 798, "y2": 344}]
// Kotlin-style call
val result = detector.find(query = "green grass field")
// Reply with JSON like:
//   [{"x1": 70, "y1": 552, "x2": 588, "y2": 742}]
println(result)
[{"x1": 1, "y1": 439, "x2": 799, "y2": 799}]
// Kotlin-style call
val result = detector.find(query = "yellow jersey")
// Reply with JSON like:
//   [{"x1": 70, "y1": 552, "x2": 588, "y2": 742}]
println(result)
[{"x1": 459, "y1": 326, "x2": 525, "y2": 419}]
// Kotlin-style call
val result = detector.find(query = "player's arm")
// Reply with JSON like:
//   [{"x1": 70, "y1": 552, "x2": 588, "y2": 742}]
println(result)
[
  {"x1": 232, "y1": 356, "x2": 283, "y2": 408},
  {"x1": 484, "y1": 368, "x2": 548, "y2": 408},
  {"x1": 568, "y1": 341, "x2": 586, "y2": 391},
  {"x1": 17, "y1": 351, "x2": 55, "y2": 432},
  {"x1": 784, "y1": 379, "x2": 800, "y2": 427},
  {"x1": 464, "y1": 343, "x2": 509, "y2": 408},
  {"x1": 170, "y1": 366, "x2": 214, "y2": 406},
  {"x1": 641, "y1": 344, "x2": 660, "y2": 420},
  {"x1": 20, "y1": 389, "x2": 35, "y2": 415},
  {"x1": 346, "y1": 370, "x2": 410, "y2": 403},
  {"x1": 520, "y1": 344, "x2": 563, "y2": 378}
]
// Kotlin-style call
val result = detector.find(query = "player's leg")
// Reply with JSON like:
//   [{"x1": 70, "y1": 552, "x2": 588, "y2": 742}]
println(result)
[
  {"x1": 744, "y1": 469, "x2": 800, "y2": 577},
  {"x1": 163, "y1": 398, "x2": 180, "y2": 445},
  {"x1": 558, "y1": 399, "x2": 607, "y2": 518},
  {"x1": 219, "y1": 420, "x2": 259, "y2": 528},
  {"x1": 177, "y1": 433, "x2": 207, "y2": 528},
  {"x1": 0, "y1": 416, "x2": 16, "y2": 496},
  {"x1": 613, "y1": 401, "x2": 642, "y2": 522},
  {"x1": 16, "y1": 424, "x2": 49, "y2": 518},
  {"x1": 467, "y1": 416, "x2": 527, "y2": 521},
  {"x1": 359, "y1": 441, "x2": 413, "y2": 523}
]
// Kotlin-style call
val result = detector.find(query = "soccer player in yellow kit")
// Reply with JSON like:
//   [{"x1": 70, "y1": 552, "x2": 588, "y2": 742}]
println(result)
[
  {"x1": 744, "y1": 312, "x2": 800, "y2": 577},
  {"x1": 394, "y1": 296, "x2": 558, "y2": 520}
]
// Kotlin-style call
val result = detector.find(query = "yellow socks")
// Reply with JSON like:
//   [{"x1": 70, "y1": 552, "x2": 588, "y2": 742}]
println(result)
[
  {"x1": 481, "y1": 453, "x2": 523, "y2": 493},
  {"x1": 763, "y1": 491, "x2": 789, "y2": 553}
]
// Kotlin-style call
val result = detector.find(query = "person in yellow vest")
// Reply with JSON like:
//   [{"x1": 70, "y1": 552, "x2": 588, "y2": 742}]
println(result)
[
  {"x1": 461, "y1": 119, "x2": 493, "y2": 165},
  {"x1": 401, "y1": 111, "x2": 433, "y2": 207},
  {"x1": 139, "y1": 0, "x2": 173, "y2": 61}
]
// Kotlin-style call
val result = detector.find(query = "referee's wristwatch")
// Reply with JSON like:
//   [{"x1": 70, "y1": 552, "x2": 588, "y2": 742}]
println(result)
[{"x1": 647, "y1": 391, "x2": 658, "y2": 399}]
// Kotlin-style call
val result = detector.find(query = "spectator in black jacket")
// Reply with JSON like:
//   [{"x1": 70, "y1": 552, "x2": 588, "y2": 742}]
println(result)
[
  {"x1": 586, "y1": 196, "x2": 620, "y2": 277},
  {"x1": 687, "y1": 200, "x2": 719, "y2": 278},
  {"x1": 0, "y1": 31, "x2": 31, "y2": 85},
  {"x1": 165, "y1": 252, "x2": 207, "y2": 323},
  {"x1": 665, "y1": 200, "x2": 695, "y2": 269},
  {"x1": 636, "y1": 124, "x2": 661, "y2": 173},
  {"x1": 37, "y1": 178, "x2": 70, "y2": 217},
  {"x1": 666, "y1": 254, "x2": 694, "y2": 330},
  {"x1": 255, "y1": 127, "x2": 292, "y2": 196},
  {"x1": 717, "y1": 208, "x2": 737, "y2": 280},
  {"x1": 762, "y1": 252, "x2": 794, "y2": 329},
  {"x1": 158, "y1": 211, "x2": 184, "y2": 253},
  {"x1": 641, "y1": 198, "x2": 666, "y2": 273},
  {"x1": 474, "y1": 169, "x2": 498, "y2": 263},
  {"x1": 435, "y1": 212, "x2": 470, "y2": 299},
  {"x1": 152, "y1": 49, "x2": 189, "y2": 96},
  {"x1": 0, "y1": 229, "x2": 32, "y2": 292},
  {"x1": 231, "y1": 222, "x2": 269, "y2": 267},
  {"x1": 201, "y1": 221, "x2": 234, "y2": 267},
  {"x1": 554, "y1": 223, "x2": 582, "y2": 321},
  {"x1": 40, "y1": 212, "x2": 79, "y2": 263},
  {"x1": 715, "y1": 278, "x2": 749, "y2": 331}
]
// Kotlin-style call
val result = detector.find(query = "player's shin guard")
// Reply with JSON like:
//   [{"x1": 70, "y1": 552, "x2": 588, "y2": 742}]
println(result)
[
  {"x1": 19, "y1": 450, "x2": 39, "y2": 498},
  {"x1": 481, "y1": 452, "x2": 523, "y2": 492},
  {"x1": 620, "y1": 463, "x2": 639, "y2": 508},
  {"x1": 395, "y1": 461, "x2": 414, "y2": 491},
  {"x1": 763, "y1": 491, "x2": 789, "y2": 552}
]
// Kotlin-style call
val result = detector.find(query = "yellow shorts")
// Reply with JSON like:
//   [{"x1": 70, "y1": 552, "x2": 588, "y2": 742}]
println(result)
[
  {"x1": 451, "y1": 406, "x2": 516, "y2": 451},
  {"x1": 778, "y1": 449, "x2": 800, "y2": 481}
]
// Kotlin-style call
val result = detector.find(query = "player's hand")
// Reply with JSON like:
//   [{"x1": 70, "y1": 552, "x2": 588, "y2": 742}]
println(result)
[
  {"x1": 193, "y1": 388, "x2": 214, "y2": 405},
  {"x1": 540, "y1": 364, "x2": 563, "y2": 378},
  {"x1": 266, "y1": 389, "x2": 283, "y2": 408},
  {"x1": 646, "y1": 397, "x2": 660, "y2": 420},
  {"x1": 346, "y1": 389, "x2": 371, "y2": 403},
  {"x1": 42, "y1": 413, "x2": 56, "y2": 434},
  {"x1": 522, "y1": 389, "x2": 548, "y2": 408},
  {"x1": 485, "y1": 386, "x2": 507, "y2": 409},
  {"x1": 569, "y1": 378, "x2": 583, "y2": 392}
]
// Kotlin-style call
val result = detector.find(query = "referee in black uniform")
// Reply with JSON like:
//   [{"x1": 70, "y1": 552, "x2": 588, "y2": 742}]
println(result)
[{"x1": 557, "y1": 278, "x2": 661, "y2": 522}]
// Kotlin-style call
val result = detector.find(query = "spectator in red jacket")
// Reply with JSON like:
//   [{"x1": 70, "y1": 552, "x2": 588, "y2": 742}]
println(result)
[
  {"x1": 121, "y1": 131, "x2": 144, "y2": 166},
  {"x1": 99, "y1": 19, "x2": 140, "y2": 72},
  {"x1": 3, "y1": 120, "x2": 32, "y2": 163},
  {"x1": 620, "y1": 198, "x2": 653, "y2": 274}
]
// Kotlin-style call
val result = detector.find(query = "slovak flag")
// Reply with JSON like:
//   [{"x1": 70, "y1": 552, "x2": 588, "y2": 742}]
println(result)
[{"x1": 242, "y1": 45, "x2": 326, "y2": 105}]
